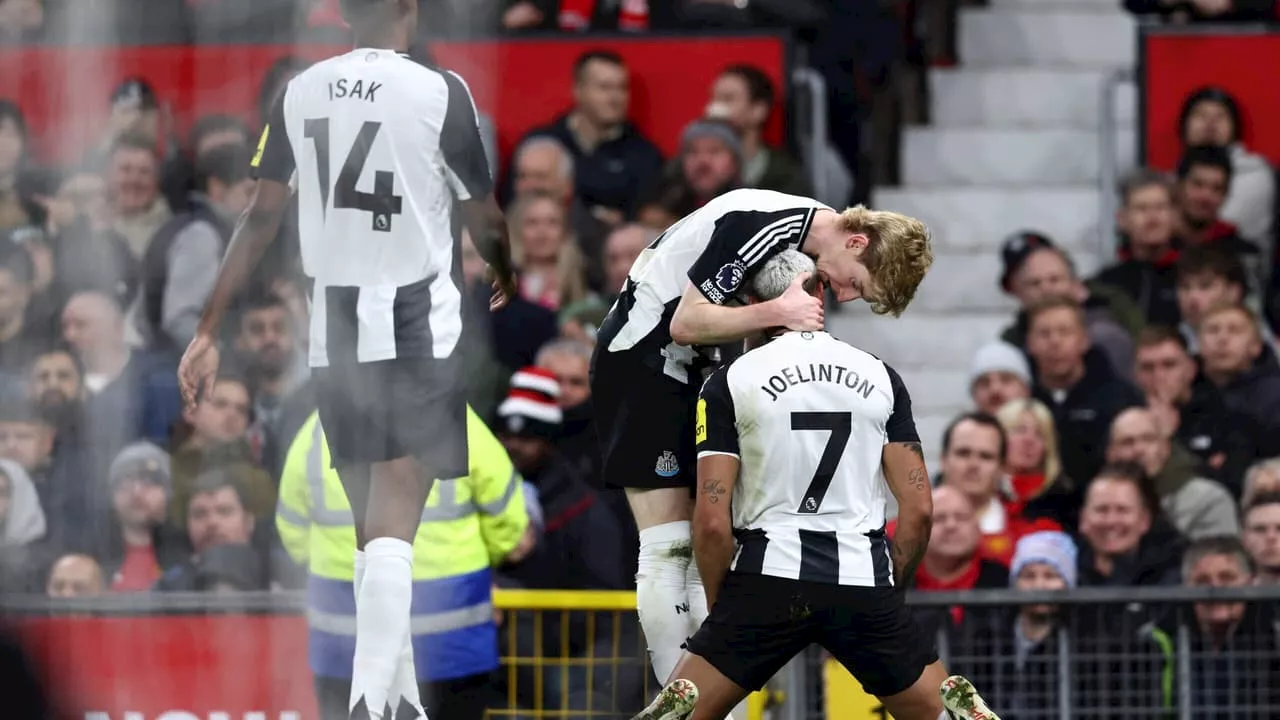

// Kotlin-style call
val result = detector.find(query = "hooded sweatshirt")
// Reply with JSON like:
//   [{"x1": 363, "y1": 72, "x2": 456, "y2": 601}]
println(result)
[
  {"x1": 1151, "y1": 443, "x2": 1240, "y2": 540},
  {"x1": 0, "y1": 459, "x2": 45, "y2": 546}
]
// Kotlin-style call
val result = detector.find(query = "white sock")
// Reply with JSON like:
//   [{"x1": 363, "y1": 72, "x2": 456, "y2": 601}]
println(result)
[
  {"x1": 350, "y1": 538, "x2": 414, "y2": 720},
  {"x1": 391, "y1": 626, "x2": 425, "y2": 718},
  {"x1": 636, "y1": 521, "x2": 693, "y2": 685}
]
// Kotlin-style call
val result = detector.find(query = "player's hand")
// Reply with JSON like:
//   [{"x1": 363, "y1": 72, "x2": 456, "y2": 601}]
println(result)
[
  {"x1": 771, "y1": 271, "x2": 824, "y2": 332},
  {"x1": 178, "y1": 333, "x2": 221, "y2": 411},
  {"x1": 486, "y1": 266, "x2": 518, "y2": 312}
]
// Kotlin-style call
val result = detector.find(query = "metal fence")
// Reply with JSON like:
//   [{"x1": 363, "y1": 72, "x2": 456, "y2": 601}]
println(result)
[{"x1": 809, "y1": 586, "x2": 1280, "y2": 720}]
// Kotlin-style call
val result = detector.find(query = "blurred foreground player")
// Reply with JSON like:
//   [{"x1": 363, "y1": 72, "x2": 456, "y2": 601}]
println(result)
[
  {"x1": 590, "y1": 188, "x2": 932, "y2": 685},
  {"x1": 176, "y1": 0, "x2": 517, "y2": 716},
  {"x1": 633, "y1": 251, "x2": 999, "y2": 720}
]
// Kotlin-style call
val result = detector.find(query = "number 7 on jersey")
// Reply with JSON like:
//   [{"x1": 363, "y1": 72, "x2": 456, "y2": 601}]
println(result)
[{"x1": 791, "y1": 412, "x2": 852, "y2": 514}]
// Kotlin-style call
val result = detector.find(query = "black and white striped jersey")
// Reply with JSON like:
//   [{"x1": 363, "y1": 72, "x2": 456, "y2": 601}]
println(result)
[
  {"x1": 696, "y1": 331, "x2": 919, "y2": 587},
  {"x1": 596, "y1": 188, "x2": 831, "y2": 385},
  {"x1": 251, "y1": 48, "x2": 491, "y2": 367}
]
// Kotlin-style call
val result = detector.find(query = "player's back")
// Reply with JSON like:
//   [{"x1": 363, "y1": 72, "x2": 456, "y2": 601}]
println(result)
[
  {"x1": 278, "y1": 50, "x2": 482, "y2": 288},
  {"x1": 715, "y1": 330, "x2": 910, "y2": 587}
]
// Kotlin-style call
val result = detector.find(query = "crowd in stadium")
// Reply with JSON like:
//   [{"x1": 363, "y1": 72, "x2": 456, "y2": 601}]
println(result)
[{"x1": 0, "y1": 0, "x2": 1279, "y2": 717}]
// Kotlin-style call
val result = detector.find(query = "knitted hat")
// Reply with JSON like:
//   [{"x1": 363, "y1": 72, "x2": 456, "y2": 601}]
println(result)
[
  {"x1": 998, "y1": 230, "x2": 1057, "y2": 293},
  {"x1": 680, "y1": 118, "x2": 743, "y2": 165},
  {"x1": 1010, "y1": 531, "x2": 1078, "y2": 589},
  {"x1": 108, "y1": 441, "x2": 173, "y2": 494},
  {"x1": 497, "y1": 367, "x2": 563, "y2": 440},
  {"x1": 969, "y1": 340, "x2": 1031, "y2": 389}
]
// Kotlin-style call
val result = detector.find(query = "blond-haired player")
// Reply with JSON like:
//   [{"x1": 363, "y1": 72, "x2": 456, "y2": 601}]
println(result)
[{"x1": 589, "y1": 188, "x2": 933, "y2": 691}]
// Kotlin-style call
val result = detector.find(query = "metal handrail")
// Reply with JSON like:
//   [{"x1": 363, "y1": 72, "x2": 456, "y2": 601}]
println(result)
[
  {"x1": 1098, "y1": 67, "x2": 1136, "y2": 259},
  {"x1": 791, "y1": 67, "x2": 829, "y2": 204},
  {"x1": 6, "y1": 584, "x2": 1280, "y2": 615}
]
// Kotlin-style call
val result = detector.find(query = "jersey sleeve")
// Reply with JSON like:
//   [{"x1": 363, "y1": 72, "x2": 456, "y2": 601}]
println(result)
[
  {"x1": 439, "y1": 71, "x2": 493, "y2": 201},
  {"x1": 687, "y1": 207, "x2": 817, "y2": 305},
  {"x1": 697, "y1": 368, "x2": 740, "y2": 458},
  {"x1": 251, "y1": 87, "x2": 296, "y2": 183},
  {"x1": 884, "y1": 364, "x2": 920, "y2": 444}
]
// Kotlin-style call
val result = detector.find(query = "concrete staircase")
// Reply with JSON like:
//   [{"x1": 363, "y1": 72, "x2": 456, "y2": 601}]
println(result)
[{"x1": 829, "y1": 0, "x2": 1138, "y2": 466}]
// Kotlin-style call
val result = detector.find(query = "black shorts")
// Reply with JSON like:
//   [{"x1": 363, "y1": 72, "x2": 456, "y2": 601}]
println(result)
[
  {"x1": 685, "y1": 572, "x2": 937, "y2": 696},
  {"x1": 588, "y1": 346, "x2": 697, "y2": 491},
  {"x1": 313, "y1": 355, "x2": 467, "y2": 479}
]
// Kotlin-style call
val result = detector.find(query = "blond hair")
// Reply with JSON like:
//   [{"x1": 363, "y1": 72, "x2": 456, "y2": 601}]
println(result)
[
  {"x1": 995, "y1": 398, "x2": 1063, "y2": 485},
  {"x1": 509, "y1": 193, "x2": 590, "y2": 308},
  {"x1": 838, "y1": 206, "x2": 932, "y2": 316}
]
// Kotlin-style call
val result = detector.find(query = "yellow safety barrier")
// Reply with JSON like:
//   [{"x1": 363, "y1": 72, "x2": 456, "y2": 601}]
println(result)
[
  {"x1": 824, "y1": 657, "x2": 892, "y2": 719},
  {"x1": 490, "y1": 589, "x2": 768, "y2": 719}
]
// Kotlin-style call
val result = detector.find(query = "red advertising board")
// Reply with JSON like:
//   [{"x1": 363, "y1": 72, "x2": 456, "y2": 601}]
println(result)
[
  {"x1": 1142, "y1": 29, "x2": 1280, "y2": 170},
  {"x1": 0, "y1": 35, "x2": 787, "y2": 169},
  {"x1": 17, "y1": 614, "x2": 317, "y2": 720}
]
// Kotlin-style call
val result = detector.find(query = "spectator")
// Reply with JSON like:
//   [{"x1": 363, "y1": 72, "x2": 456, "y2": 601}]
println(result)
[
  {"x1": 1025, "y1": 296, "x2": 1144, "y2": 486},
  {"x1": 997, "y1": 232, "x2": 1142, "y2": 381},
  {"x1": 0, "y1": 399, "x2": 53, "y2": 488},
  {"x1": 1175, "y1": 243, "x2": 1268, "y2": 354},
  {"x1": 705, "y1": 64, "x2": 809, "y2": 196},
  {"x1": 0, "y1": 240, "x2": 49, "y2": 383},
  {"x1": 1243, "y1": 458, "x2": 1280, "y2": 508},
  {"x1": 935, "y1": 412, "x2": 1049, "y2": 564},
  {"x1": 509, "y1": 192, "x2": 592, "y2": 311},
  {"x1": 22, "y1": 347, "x2": 95, "y2": 545},
  {"x1": 104, "y1": 132, "x2": 173, "y2": 260},
  {"x1": 232, "y1": 289, "x2": 312, "y2": 473},
  {"x1": 1242, "y1": 492, "x2": 1280, "y2": 586},
  {"x1": 1077, "y1": 462, "x2": 1184, "y2": 587},
  {"x1": 142, "y1": 144, "x2": 253, "y2": 350},
  {"x1": 0, "y1": 101, "x2": 41, "y2": 234},
  {"x1": 509, "y1": 135, "x2": 608, "y2": 278},
  {"x1": 1174, "y1": 145, "x2": 1256, "y2": 257},
  {"x1": 98, "y1": 442, "x2": 187, "y2": 592},
  {"x1": 62, "y1": 289, "x2": 181, "y2": 452},
  {"x1": 1105, "y1": 407, "x2": 1239, "y2": 540},
  {"x1": 1096, "y1": 169, "x2": 1182, "y2": 327},
  {"x1": 1158, "y1": 536, "x2": 1280, "y2": 718},
  {"x1": 1197, "y1": 302, "x2": 1280, "y2": 450},
  {"x1": 42, "y1": 168, "x2": 139, "y2": 317},
  {"x1": 515, "y1": 50, "x2": 663, "y2": 222},
  {"x1": 911, "y1": 485, "x2": 1009, "y2": 634},
  {"x1": 1133, "y1": 327, "x2": 1256, "y2": 494},
  {"x1": 994, "y1": 398, "x2": 1079, "y2": 531},
  {"x1": 968, "y1": 341, "x2": 1031, "y2": 416},
  {"x1": 0, "y1": 457, "x2": 44, "y2": 547},
  {"x1": 633, "y1": 181, "x2": 694, "y2": 231},
  {"x1": 1178, "y1": 86, "x2": 1275, "y2": 249},
  {"x1": 170, "y1": 373, "x2": 274, "y2": 528},
  {"x1": 188, "y1": 114, "x2": 251, "y2": 160},
  {"x1": 45, "y1": 553, "x2": 103, "y2": 597},
  {"x1": 556, "y1": 222, "x2": 655, "y2": 342},
  {"x1": 949, "y1": 530, "x2": 1163, "y2": 719},
  {"x1": 155, "y1": 469, "x2": 264, "y2": 591},
  {"x1": 673, "y1": 118, "x2": 742, "y2": 208},
  {"x1": 496, "y1": 367, "x2": 626, "y2": 591}
]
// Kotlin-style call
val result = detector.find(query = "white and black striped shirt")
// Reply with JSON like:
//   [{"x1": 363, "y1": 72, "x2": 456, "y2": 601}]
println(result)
[
  {"x1": 696, "y1": 331, "x2": 918, "y2": 587},
  {"x1": 596, "y1": 188, "x2": 829, "y2": 384},
  {"x1": 252, "y1": 48, "x2": 491, "y2": 367}
]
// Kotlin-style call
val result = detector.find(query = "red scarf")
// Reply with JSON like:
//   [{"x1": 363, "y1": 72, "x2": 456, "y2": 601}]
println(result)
[
  {"x1": 559, "y1": 0, "x2": 649, "y2": 31},
  {"x1": 915, "y1": 557, "x2": 983, "y2": 625}
]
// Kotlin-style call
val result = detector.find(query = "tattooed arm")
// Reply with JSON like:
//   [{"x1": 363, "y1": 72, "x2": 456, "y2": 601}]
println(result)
[
  {"x1": 693, "y1": 453, "x2": 741, "y2": 608},
  {"x1": 882, "y1": 441, "x2": 932, "y2": 591}
]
